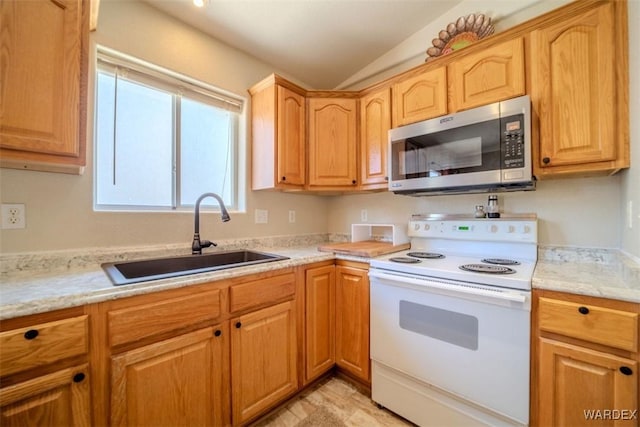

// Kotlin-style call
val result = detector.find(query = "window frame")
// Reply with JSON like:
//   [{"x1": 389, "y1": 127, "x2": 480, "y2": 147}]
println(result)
[{"x1": 93, "y1": 46, "x2": 245, "y2": 213}]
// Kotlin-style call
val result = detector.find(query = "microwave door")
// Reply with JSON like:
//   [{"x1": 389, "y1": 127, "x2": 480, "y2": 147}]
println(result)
[{"x1": 390, "y1": 118, "x2": 503, "y2": 192}]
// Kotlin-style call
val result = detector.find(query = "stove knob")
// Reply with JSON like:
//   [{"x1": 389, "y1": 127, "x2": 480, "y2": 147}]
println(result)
[
  {"x1": 489, "y1": 224, "x2": 498, "y2": 233},
  {"x1": 414, "y1": 223, "x2": 420, "y2": 231},
  {"x1": 423, "y1": 224, "x2": 430, "y2": 231},
  {"x1": 508, "y1": 225, "x2": 515, "y2": 233}
]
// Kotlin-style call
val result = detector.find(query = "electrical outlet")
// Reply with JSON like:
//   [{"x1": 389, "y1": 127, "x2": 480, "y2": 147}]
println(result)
[
  {"x1": 1, "y1": 204, "x2": 26, "y2": 229},
  {"x1": 361, "y1": 209, "x2": 368, "y2": 222},
  {"x1": 288, "y1": 210, "x2": 296, "y2": 223},
  {"x1": 254, "y1": 209, "x2": 268, "y2": 224}
]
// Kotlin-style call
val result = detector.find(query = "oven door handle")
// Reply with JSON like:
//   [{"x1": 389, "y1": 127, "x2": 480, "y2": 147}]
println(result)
[{"x1": 369, "y1": 270, "x2": 527, "y2": 304}]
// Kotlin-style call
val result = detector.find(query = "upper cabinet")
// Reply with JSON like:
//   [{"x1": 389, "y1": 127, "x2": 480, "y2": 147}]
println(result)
[
  {"x1": 250, "y1": 76, "x2": 307, "y2": 190},
  {"x1": 307, "y1": 97, "x2": 358, "y2": 189},
  {"x1": 0, "y1": 0, "x2": 89, "y2": 174},
  {"x1": 360, "y1": 87, "x2": 391, "y2": 189},
  {"x1": 530, "y1": 2, "x2": 629, "y2": 177},
  {"x1": 448, "y1": 38, "x2": 525, "y2": 112},
  {"x1": 249, "y1": 0, "x2": 630, "y2": 190},
  {"x1": 392, "y1": 68, "x2": 447, "y2": 127}
]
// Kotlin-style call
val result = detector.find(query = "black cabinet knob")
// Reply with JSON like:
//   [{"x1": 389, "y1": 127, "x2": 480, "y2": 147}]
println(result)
[
  {"x1": 214, "y1": 330, "x2": 222, "y2": 337},
  {"x1": 352, "y1": 180, "x2": 356, "y2": 185},
  {"x1": 578, "y1": 306, "x2": 590, "y2": 315},
  {"x1": 73, "y1": 373, "x2": 85, "y2": 383},
  {"x1": 24, "y1": 329, "x2": 39, "y2": 340},
  {"x1": 542, "y1": 157, "x2": 551, "y2": 164},
  {"x1": 384, "y1": 176, "x2": 389, "y2": 181},
  {"x1": 282, "y1": 176, "x2": 286, "y2": 181},
  {"x1": 620, "y1": 366, "x2": 633, "y2": 376},
  {"x1": 235, "y1": 322, "x2": 242, "y2": 329}
]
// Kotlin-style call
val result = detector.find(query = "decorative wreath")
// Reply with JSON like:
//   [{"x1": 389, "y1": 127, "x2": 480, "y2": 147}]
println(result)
[{"x1": 425, "y1": 13, "x2": 495, "y2": 62}]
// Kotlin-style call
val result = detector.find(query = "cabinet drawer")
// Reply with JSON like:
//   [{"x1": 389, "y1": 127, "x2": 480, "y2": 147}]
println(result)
[
  {"x1": 108, "y1": 289, "x2": 222, "y2": 347},
  {"x1": 229, "y1": 273, "x2": 295, "y2": 313},
  {"x1": 539, "y1": 297, "x2": 638, "y2": 352},
  {"x1": 0, "y1": 315, "x2": 88, "y2": 377}
]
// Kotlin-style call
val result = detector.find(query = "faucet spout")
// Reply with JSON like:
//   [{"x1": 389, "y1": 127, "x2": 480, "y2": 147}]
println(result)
[{"x1": 192, "y1": 192, "x2": 231, "y2": 255}]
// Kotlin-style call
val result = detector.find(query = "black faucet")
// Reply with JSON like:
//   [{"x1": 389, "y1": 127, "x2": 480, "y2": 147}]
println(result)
[{"x1": 192, "y1": 192, "x2": 231, "y2": 255}]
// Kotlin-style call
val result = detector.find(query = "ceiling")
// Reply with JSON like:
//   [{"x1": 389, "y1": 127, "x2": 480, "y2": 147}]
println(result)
[{"x1": 142, "y1": 0, "x2": 463, "y2": 89}]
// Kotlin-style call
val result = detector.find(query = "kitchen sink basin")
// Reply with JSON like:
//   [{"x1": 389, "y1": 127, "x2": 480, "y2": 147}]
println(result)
[{"x1": 102, "y1": 249, "x2": 289, "y2": 286}]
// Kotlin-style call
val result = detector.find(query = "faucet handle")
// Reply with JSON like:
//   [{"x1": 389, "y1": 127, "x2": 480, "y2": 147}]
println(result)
[
  {"x1": 200, "y1": 240, "x2": 216, "y2": 249},
  {"x1": 192, "y1": 233, "x2": 217, "y2": 255}
]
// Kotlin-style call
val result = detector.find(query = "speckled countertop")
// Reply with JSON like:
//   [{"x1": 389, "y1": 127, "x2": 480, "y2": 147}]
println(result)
[
  {"x1": 1, "y1": 235, "x2": 638, "y2": 321},
  {"x1": 533, "y1": 246, "x2": 640, "y2": 303}
]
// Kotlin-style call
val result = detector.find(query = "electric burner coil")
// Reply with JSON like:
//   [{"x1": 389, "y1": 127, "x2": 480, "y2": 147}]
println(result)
[
  {"x1": 389, "y1": 257, "x2": 422, "y2": 264},
  {"x1": 482, "y1": 258, "x2": 520, "y2": 266},
  {"x1": 407, "y1": 252, "x2": 445, "y2": 259},
  {"x1": 459, "y1": 264, "x2": 516, "y2": 274}
]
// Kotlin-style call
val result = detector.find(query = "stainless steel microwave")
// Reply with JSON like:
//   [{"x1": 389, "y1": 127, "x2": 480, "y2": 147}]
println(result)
[{"x1": 388, "y1": 95, "x2": 535, "y2": 196}]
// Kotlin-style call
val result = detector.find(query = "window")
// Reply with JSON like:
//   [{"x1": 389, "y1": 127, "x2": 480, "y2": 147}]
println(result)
[{"x1": 94, "y1": 47, "x2": 244, "y2": 211}]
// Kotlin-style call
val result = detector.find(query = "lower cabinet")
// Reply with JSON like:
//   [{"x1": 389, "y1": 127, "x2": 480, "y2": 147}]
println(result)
[
  {"x1": 0, "y1": 364, "x2": 91, "y2": 427},
  {"x1": 231, "y1": 300, "x2": 298, "y2": 425},
  {"x1": 1, "y1": 263, "x2": 372, "y2": 426},
  {"x1": 538, "y1": 338, "x2": 637, "y2": 427},
  {"x1": 533, "y1": 290, "x2": 639, "y2": 427},
  {"x1": 304, "y1": 264, "x2": 336, "y2": 384},
  {"x1": 335, "y1": 262, "x2": 370, "y2": 383},
  {"x1": 110, "y1": 326, "x2": 229, "y2": 427}
]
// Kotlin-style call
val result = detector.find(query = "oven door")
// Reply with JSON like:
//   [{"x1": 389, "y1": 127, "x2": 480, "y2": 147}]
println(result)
[{"x1": 369, "y1": 269, "x2": 531, "y2": 425}]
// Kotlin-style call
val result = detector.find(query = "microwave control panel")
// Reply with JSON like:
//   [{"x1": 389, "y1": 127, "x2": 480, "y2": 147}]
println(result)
[{"x1": 501, "y1": 114, "x2": 525, "y2": 169}]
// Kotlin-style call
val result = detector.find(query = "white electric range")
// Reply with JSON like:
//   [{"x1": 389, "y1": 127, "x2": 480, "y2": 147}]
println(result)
[{"x1": 369, "y1": 214, "x2": 538, "y2": 427}]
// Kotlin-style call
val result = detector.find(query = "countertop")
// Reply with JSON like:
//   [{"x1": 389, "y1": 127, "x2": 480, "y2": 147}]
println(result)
[
  {"x1": 533, "y1": 246, "x2": 640, "y2": 303},
  {"x1": 1, "y1": 237, "x2": 638, "y2": 320}
]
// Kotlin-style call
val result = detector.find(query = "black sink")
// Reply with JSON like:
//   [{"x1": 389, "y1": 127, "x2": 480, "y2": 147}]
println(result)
[{"x1": 102, "y1": 249, "x2": 289, "y2": 286}]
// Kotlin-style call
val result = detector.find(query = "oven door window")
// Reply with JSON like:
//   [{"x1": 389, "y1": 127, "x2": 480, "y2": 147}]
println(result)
[
  {"x1": 399, "y1": 300, "x2": 478, "y2": 350},
  {"x1": 391, "y1": 118, "x2": 500, "y2": 180}
]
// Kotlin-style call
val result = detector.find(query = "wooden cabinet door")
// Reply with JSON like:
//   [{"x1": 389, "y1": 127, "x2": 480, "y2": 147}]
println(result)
[
  {"x1": 360, "y1": 87, "x2": 391, "y2": 190},
  {"x1": 392, "y1": 67, "x2": 447, "y2": 127},
  {"x1": 308, "y1": 98, "x2": 358, "y2": 188},
  {"x1": 335, "y1": 265, "x2": 370, "y2": 383},
  {"x1": 110, "y1": 326, "x2": 228, "y2": 427},
  {"x1": 448, "y1": 38, "x2": 525, "y2": 112},
  {"x1": 251, "y1": 80, "x2": 305, "y2": 190},
  {"x1": 277, "y1": 86, "x2": 306, "y2": 187},
  {"x1": 304, "y1": 265, "x2": 335, "y2": 384},
  {"x1": 231, "y1": 301, "x2": 297, "y2": 425},
  {"x1": 531, "y1": 3, "x2": 619, "y2": 174},
  {"x1": 0, "y1": 0, "x2": 87, "y2": 173},
  {"x1": 538, "y1": 338, "x2": 638, "y2": 427},
  {"x1": 0, "y1": 364, "x2": 91, "y2": 427}
]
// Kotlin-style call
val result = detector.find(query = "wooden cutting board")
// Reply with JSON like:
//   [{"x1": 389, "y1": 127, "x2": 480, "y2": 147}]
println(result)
[{"x1": 317, "y1": 240, "x2": 410, "y2": 258}]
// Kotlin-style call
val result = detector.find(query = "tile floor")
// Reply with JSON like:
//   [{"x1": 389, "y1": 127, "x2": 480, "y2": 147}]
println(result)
[{"x1": 251, "y1": 376, "x2": 415, "y2": 427}]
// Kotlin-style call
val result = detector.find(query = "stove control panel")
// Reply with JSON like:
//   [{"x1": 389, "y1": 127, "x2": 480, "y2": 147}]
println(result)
[{"x1": 408, "y1": 219, "x2": 537, "y2": 243}]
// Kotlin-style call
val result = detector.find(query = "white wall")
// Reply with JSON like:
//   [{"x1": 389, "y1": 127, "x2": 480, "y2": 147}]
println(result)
[
  {"x1": 330, "y1": 0, "x2": 639, "y2": 256},
  {"x1": 327, "y1": 177, "x2": 622, "y2": 249},
  {"x1": 0, "y1": 0, "x2": 328, "y2": 253},
  {"x1": 621, "y1": 0, "x2": 640, "y2": 259}
]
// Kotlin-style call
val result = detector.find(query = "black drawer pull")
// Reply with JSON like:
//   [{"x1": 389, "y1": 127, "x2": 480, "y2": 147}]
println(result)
[
  {"x1": 578, "y1": 306, "x2": 589, "y2": 315},
  {"x1": 235, "y1": 322, "x2": 242, "y2": 329},
  {"x1": 214, "y1": 330, "x2": 222, "y2": 337},
  {"x1": 620, "y1": 366, "x2": 633, "y2": 376},
  {"x1": 542, "y1": 157, "x2": 551, "y2": 164},
  {"x1": 24, "y1": 329, "x2": 39, "y2": 340},
  {"x1": 73, "y1": 373, "x2": 85, "y2": 383}
]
